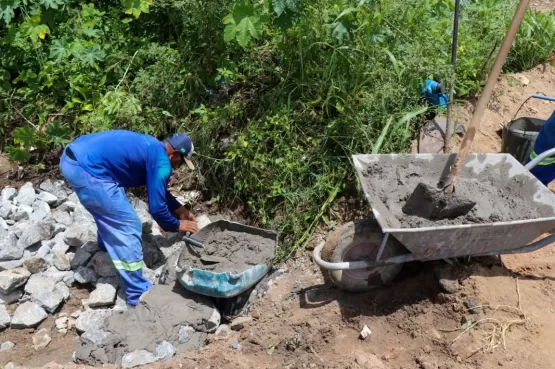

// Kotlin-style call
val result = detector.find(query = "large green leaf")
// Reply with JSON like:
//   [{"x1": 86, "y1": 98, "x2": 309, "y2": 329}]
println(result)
[
  {"x1": 39, "y1": 0, "x2": 65, "y2": 10},
  {"x1": 222, "y1": 1, "x2": 267, "y2": 48},
  {"x1": 50, "y1": 38, "x2": 70, "y2": 60},
  {"x1": 0, "y1": 0, "x2": 20, "y2": 25},
  {"x1": 13, "y1": 126, "x2": 37, "y2": 147},
  {"x1": 46, "y1": 121, "x2": 71, "y2": 146},
  {"x1": 6, "y1": 146, "x2": 31, "y2": 163},
  {"x1": 79, "y1": 45, "x2": 105, "y2": 67},
  {"x1": 122, "y1": 0, "x2": 152, "y2": 18}
]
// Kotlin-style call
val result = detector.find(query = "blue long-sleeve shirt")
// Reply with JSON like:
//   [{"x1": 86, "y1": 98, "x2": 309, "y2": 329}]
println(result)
[{"x1": 68, "y1": 130, "x2": 181, "y2": 231}]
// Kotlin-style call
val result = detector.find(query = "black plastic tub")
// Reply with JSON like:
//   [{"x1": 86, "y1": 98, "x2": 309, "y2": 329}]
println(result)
[{"x1": 501, "y1": 117, "x2": 545, "y2": 164}]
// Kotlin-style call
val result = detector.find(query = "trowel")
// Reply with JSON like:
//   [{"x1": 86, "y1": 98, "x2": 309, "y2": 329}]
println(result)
[{"x1": 182, "y1": 235, "x2": 205, "y2": 249}]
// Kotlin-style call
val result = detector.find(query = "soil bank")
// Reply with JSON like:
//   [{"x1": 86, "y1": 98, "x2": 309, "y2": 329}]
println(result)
[
  {"x1": 361, "y1": 155, "x2": 555, "y2": 228},
  {"x1": 178, "y1": 229, "x2": 275, "y2": 273}
]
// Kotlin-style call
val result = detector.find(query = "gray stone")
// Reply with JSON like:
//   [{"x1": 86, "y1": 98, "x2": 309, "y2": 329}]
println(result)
[
  {"x1": 0, "y1": 204, "x2": 14, "y2": 219},
  {"x1": 0, "y1": 289, "x2": 23, "y2": 305},
  {"x1": 55, "y1": 281, "x2": 70, "y2": 300},
  {"x1": 67, "y1": 192, "x2": 79, "y2": 203},
  {"x1": 215, "y1": 324, "x2": 232, "y2": 340},
  {"x1": 11, "y1": 302, "x2": 47, "y2": 328},
  {"x1": 1, "y1": 187, "x2": 17, "y2": 203},
  {"x1": 75, "y1": 309, "x2": 112, "y2": 333},
  {"x1": 82, "y1": 241, "x2": 100, "y2": 254},
  {"x1": 143, "y1": 267, "x2": 156, "y2": 285},
  {"x1": 0, "y1": 232, "x2": 22, "y2": 261},
  {"x1": 23, "y1": 257, "x2": 48, "y2": 274},
  {"x1": 178, "y1": 325, "x2": 195, "y2": 344},
  {"x1": 52, "y1": 251, "x2": 71, "y2": 271},
  {"x1": 33, "y1": 290, "x2": 65, "y2": 313},
  {"x1": 0, "y1": 304, "x2": 11, "y2": 329},
  {"x1": 71, "y1": 247, "x2": 92, "y2": 270},
  {"x1": 0, "y1": 341, "x2": 15, "y2": 351},
  {"x1": 130, "y1": 197, "x2": 149, "y2": 213},
  {"x1": 29, "y1": 209, "x2": 50, "y2": 224},
  {"x1": 39, "y1": 180, "x2": 69, "y2": 202},
  {"x1": 156, "y1": 340, "x2": 175, "y2": 361},
  {"x1": 11, "y1": 210, "x2": 29, "y2": 222},
  {"x1": 73, "y1": 205, "x2": 94, "y2": 224},
  {"x1": 53, "y1": 210, "x2": 73, "y2": 226},
  {"x1": 81, "y1": 327, "x2": 111, "y2": 345},
  {"x1": 32, "y1": 328, "x2": 52, "y2": 351},
  {"x1": 0, "y1": 268, "x2": 31, "y2": 294},
  {"x1": 50, "y1": 232, "x2": 70, "y2": 254},
  {"x1": 89, "y1": 252, "x2": 117, "y2": 277},
  {"x1": 5, "y1": 362, "x2": 14, "y2": 369},
  {"x1": 57, "y1": 201, "x2": 76, "y2": 213},
  {"x1": 0, "y1": 260, "x2": 24, "y2": 272},
  {"x1": 36, "y1": 243, "x2": 52, "y2": 258},
  {"x1": 197, "y1": 214, "x2": 212, "y2": 230},
  {"x1": 88, "y1": 283, "x2": 117, "y2": 307},
  {"x1": 205, "y1": 308, "x2": 221, "y2": 333},
  {"x1": 52, "y1": 223, "x2": 66, "y2": 237},
  {"x1": 42, "y1": 267, "x2": 72, "y2": 284},
  {"x1": 230, "y1": 316, "x2": 252, "y2": 331},
  {"x1": 17, "y1": 222, "x2": 54, "y2": 249},
  {"x1": 74, "y1": 266, "x2": 98, "y2": 285},
  {"x1": 0, "y1": 217, "x2": 8, "y2": 231},
  {"x1": 143, "y1": 242, "x2": 164, "y2": 269},
  {"x1": 121, "y1": 350, "x2": 158, "y2": 368},
  {"x1": 25, "y1": 273, "x2": 57, "y2": 296},
  {"x1": 64, "y1": 224, "x2": 96, "y2": 247},
  {"x1": 55, "y1": 316, "x2": 68, "y2": 330},
  {"x1": 37, "y1": 191, "x2": 58, "y2": 206},
  {"x1": 14, "y1": 182, "x2": 36, "y2": 206}
]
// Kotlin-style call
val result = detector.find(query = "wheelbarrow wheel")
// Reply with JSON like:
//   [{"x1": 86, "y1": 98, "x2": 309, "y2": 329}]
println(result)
[{"x1": 321, "y1": 220, "x2": 407, "y2": 292}]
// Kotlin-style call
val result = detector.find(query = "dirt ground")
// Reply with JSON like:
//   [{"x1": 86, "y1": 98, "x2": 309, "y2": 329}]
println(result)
[{"x1": 3, "y1": 4, "x2": 555, "y2": 369}]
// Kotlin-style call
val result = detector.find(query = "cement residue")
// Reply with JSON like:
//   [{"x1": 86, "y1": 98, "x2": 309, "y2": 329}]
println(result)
[
  {"x1": 361, "y1": 155, "x2": 555, "y2": 228},
  {"x1": 74, "y1": 284, "x2": 217, "y2": 366},
  {"x1": 178, "y1": 229, "x2": 275, "y2": 274}
]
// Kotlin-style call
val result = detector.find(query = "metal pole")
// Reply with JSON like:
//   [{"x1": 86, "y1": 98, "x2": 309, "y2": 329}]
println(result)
[{"x1": 444, "y1": 0, "x2": 461, "y2": 153}]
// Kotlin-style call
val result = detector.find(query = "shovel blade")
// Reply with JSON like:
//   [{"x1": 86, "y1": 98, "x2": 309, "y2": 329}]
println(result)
[{"x1": 402, "y1": 182, "x2": 475, "y2": 221}]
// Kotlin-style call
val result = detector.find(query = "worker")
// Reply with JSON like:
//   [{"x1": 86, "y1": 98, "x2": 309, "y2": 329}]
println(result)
[
  {"x1": 527, "y1": 111, "x2": 555, "y2": 186},
  {"x1": 59, "y1": 130, "x2": 199, "y2": 307}
]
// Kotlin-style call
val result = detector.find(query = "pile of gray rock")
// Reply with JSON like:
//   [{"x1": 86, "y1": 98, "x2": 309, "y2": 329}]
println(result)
[{"x1": 0, "y1": 179, "x2": 224, "y2": 367}]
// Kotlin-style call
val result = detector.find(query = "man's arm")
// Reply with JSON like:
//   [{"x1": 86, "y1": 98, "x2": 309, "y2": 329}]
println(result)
[
  {"x1": 146, "y1": 158, "x2": 197, "y2": 233},
  {"x1": 166, "y1": 187, "x2": 196, "y2": 221}
]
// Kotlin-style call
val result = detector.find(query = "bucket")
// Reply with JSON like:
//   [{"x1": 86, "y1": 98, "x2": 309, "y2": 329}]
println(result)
[{"x1": 501, "y1": 117, "x2": 545, "y2": 164}]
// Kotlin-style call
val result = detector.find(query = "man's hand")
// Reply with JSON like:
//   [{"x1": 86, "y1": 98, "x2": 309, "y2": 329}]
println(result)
[
  {"x1": 178, "y1": 220, "x2": 198, "y2": 233},
  {"x1": 174, "y1": 206, "x2": 196, "y2": 222}
]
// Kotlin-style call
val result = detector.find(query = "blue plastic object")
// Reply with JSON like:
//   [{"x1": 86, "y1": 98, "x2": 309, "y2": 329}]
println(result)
[
  {"x1": 421, "y1": 79, "x2": 449, "y2": 108},
  {"x1": 176, "y1": 220, "x2": 277, "y2": 298}
]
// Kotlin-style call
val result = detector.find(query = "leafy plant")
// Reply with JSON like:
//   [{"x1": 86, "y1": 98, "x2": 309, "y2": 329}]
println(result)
[{"x1": 223, "y1": 0, "x2": 268, "y2": 48}]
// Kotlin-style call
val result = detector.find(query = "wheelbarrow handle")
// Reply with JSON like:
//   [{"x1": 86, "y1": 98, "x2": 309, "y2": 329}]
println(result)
[
  {"x1": 524, "y1": 147, "x2": 555, "y2": 171},
  {"x1": 531, "y1": 94, "x2": 555, "y2": 102}
]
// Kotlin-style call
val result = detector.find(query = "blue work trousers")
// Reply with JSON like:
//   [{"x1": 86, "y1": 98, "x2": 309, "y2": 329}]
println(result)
[{"x1": 59, "y1": 149, "x2": 152, "y2": 305}]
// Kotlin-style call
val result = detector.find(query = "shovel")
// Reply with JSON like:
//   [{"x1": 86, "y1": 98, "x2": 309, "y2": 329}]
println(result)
[{"x1": 404, "y1": 0, "x2": 530, "y2": 220}]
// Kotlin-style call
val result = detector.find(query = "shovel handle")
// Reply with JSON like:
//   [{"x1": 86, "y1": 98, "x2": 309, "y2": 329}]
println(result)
[{"x1": 447, "y1": 0, "x2": 531, "y2": 196}]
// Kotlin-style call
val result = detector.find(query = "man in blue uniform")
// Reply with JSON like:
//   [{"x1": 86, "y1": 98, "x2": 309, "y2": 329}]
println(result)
[
  {"x1": 527, "y1": 111, "x2": 555, "y2": 186},
  {"x1": 59, "y1": 130, "x2": 199, "y2": 306}
]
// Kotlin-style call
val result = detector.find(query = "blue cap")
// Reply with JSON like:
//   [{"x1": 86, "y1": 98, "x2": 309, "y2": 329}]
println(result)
[{"x1": 166, "y1": 133, "x2": 195, "y2": 169}]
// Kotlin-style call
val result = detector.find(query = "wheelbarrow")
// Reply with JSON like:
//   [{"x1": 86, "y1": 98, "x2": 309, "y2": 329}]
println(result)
[{"x1": 313, "y1": 152, "x2": 555, "y2": 291}]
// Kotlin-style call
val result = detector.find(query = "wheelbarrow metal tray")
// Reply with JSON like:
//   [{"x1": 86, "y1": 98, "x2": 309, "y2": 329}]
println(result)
[
  {"x1": 176, "y1": 220, "x2": 278, "y2": 298},
  {"x1": 352, "y1": 153, "x2": 555, "y2": 260}
]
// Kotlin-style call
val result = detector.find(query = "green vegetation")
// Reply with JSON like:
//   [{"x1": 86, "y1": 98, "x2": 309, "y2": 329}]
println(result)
[{"x1": 1, "y1": 0, "x2": 554, "y2": 254}]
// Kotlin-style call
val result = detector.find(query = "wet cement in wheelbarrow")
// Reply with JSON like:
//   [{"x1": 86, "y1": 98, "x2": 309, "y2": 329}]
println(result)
[
  {"x1": 178, "y1": 229, "x2": 275, "y2": 274},
  {"x1": 363, "y1": 159, "x2": 555, "y2": 228}
]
